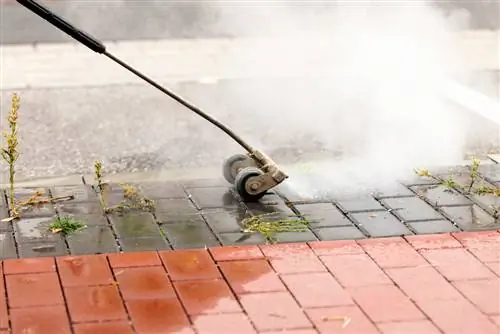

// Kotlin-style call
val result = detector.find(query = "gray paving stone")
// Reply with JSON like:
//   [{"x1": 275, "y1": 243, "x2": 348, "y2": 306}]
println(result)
[
  {"x1": 109, "y1": 212, "x2": 161, "y2": 238},
  {"x1": 273, "y1": 230, "x2": 318, "y2": 243},
  {"x1": 154, "y1": 198, "x2": 199, "y2": 222},
  {"x1": 202, "y1": 210, "x2": 247, "y2": 234},
  {"x1": 337, "y1": 197, "x2": 386, "y2": 213},
  {"x1": 0, "y1": 207, "x2": 13, "y2": 233},
  {"x1": 14, "y1": 216, "x2": 62, "y2": 244},
  {"x1": 275, "y1": 185, "x2": 312, "y2": 203},
  {"x1": 120, "y1": 237, "x2": 170, "y2": 252},
  {"x1": 137, "y1": 182, "x2": 187, "y2": 199},
  {"x1": 294, "y1": 203, "x2": 353, "y2": 228},
  {"x1": 410, "y1": 185, "x2": 472, "y2": 206},
  {"x1": 245, "y1": 194, "x2": 297, "y2": 219},
  {"x1": 7, "y1": 188, "x2": 51, "y2": 205},
  {"x1": 50, "y1": 185, "x2": 98, "y2": 203},
  {"x1": 56, "y1": 201, "x2": 105, "y2": 216},
  {"x1": 67, "y1": 225, "x2": 119, "y2": 255},
  {"x1": 218, "y1": 232, "x2": 267, "y2": 246},
  {"x1": 408, "y1": 220, "x2": 461, "y2": 234},
  {"x1": 17, "y1": 240, "x2": 68, "y2": 258},
  {"x1": 479, "y1": 164, "x2": 500, "y2": 182},
  {"x1": 16, "y1": 204, "x2": 56, "y2": 219},
  {"x1": 182, "y1": 179, "x2": 228, "y2": 188},
  {"x1": 381, "y1": 197, "x2": 444, "y2": 222},
  {"x1": 374, "y1": 183, "x2": 414, "y2": 198},
  {"x1": 161, "y1": 221, "x2": 220, "y2": 250},
  {"x1": 400, "y1": 175, "x2": 441, "y2": 186},
  {"x1": 0, "y1": 232, "x2": 17, "y2": 259},
  {"x1": 441, "y1": 205, "x2": 498, "y2": 231},
  {"x1": 350, "y1": 211, "x2": 413, "y2": 237},
  {"x1": 313, "y1": 226, "x2": 366, "y2": 240},
  {"x1": 186, "y1": 186, "x2": 241, "y2": 209},
  {"x1": 470, "y1": 193, "x2": 500, "y2": 215}
]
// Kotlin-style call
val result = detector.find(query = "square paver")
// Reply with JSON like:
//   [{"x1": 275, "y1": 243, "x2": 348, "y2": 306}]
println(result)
[
  {"x1": 441, "y1": 205, "x2": 498, "y2": 231},
  {"x1": 408, "y1": 220, "x2": 461, "y2": 234},
  {"x1": 67, "y1": 226, "x2": 119, "y2": 255},
  {"x1": 161, "y1": 222, "x2": 220, "y2": 249},
  {"x1": 313, "y1": 226, "x2": 366, "y2": 240},
  {"x1": 50, "y1": 186, "x2": 98, "y2": 203},
  {"x1": 217, "y1": 232, "x2": 268, "y2": 246},
  {"x1": 154, "y1": 198, "x2": 199, "y2": 223},
  {"x1": 186, "y1": 187, "x2": 241, "y2": 209},
  {"x1": 136, "y1": 182, "x2": 187, "y2": 199},
  {"x1": 410, "y1": 185, "x2": 472, "y2": 206},
  {"x1": 295, "y1": 203, "x2": 353, "y2": 228},
  {"x1": 119, "y1": 237, "x2": 171, "y2": 252},
  {"x1": 381, "y1": 197, "x2": 444, "y2": 222},
  {"x1": 479, "y1": 163, "x2": 500, "y2": 182},
  {"x1": 202, "y1": 210, "x2": 247, "y2": 234},
  {"x1": 350, "y1": 211, "x2": 413, "y2": 237},
  {"x1": 273, "y1": 230, "x2": 318, "y2": 243},
  {"x1": 374, "y1": 182, "x2": 415, "y2": 198},
  {"x1": 56, "y1": 202, "x2": 105, "y2": 217},
  {"x1": 337, "y1": 197, "x2": 385, "y2": 213},
  {"x1": 17, "y1": 240, "x2": 68, "y2": 258},
  {"x1": 14, "y1": 217, "x2": 63, "y2": 244},
  {"x1": 109, "y1": 212, "x2": 161, "y2": 238},
  {"x1": 0, "y1": 232, "x2": 17, "y2": 259}
]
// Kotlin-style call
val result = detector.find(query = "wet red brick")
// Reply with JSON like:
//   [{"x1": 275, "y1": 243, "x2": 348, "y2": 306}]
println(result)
[
  {"x1": 219, "y1": 260, "x2": 286, "y2": 294},
  {"x1": 65, "y1": 285, "x2": 127, "y2": 322},
  {"x1": 209, "y1": 245, "x2": 264, "y2": 261},
  {"x1": 264, "y1": 330, "x2": 318, "y2": 334},
  {"x1": 192, "y1": 313, "x2": 257, "y2": 334},
  {"x1": 405, "y1": 233, "x2": 462, "y2": 250},
  {"x1": 0, "y1": 267, "x2": 7, "y2": 330},
  {"x1": 6, "y1": 273, "x2": 64, "y2": 308},
  {"x1": 127, "y1": 298, "x2": 190, "y2": 333},
  {"x1": 453, "y1": 231, "x2": 500, "y2": 262},
  {"x1": 175, "y1": 279, "x2": 240, "y2": 315},
  {"x1": 420, "y1": 247, "x2": 495, "y2": 280},
  {"x1": 308, "y1": 240, "x2": 364, "y2": 256},
  {"x1": 417, "y1": 297, "x2": 499, "y2": 334},
  {"x1": 453, "y1": 279, "x2": 500, "y2": 314},
  {"x1": 385, "y1": 266, "x2": 463, "y2": 302},
  {"x1": 485, "y1": 261, "x2": 500, "y2": 276},
  {"x1": 240, "y1": 292, "x2": 313, "y2": 331},
  {"x1": 160, "y1": 249, "x2": 221, "y2": 281},
  {"x1": 377, "y1": 320, "x2": 441, "y2": 334},
  {"x1": 57, "y1": 255, "x2": 113, "y2": 287},
  {"x1": 260, "y1": 243, "x2": 326, "y2": 274},
  {"x1": 108, "y1": 251, "x2": 161, "y2": 268},
  {"x1": 348, "y1": 284, "x2": 426, "y2": 323},
  {"x1": 306, "y1": 305, "x2": 380, "y2": 334},
  {"x1": 490, "y1": 315, "x2": 500, "y2": 326},
  {"x1": 73, "y1": 321, "x2": 135, "y2": 334},
  {"x1": 10, "y1": 306, "x2": 71, "y2": 334},
  {"x1": 281, "y1": 272, "x2": 353, "y2": 308},
  {"x1": 320, "y1": 253, "x2": 392, "y2": 287},
  {"x1": 358, "y1": 237, "x2": 427, "y2": 268},
  {"x1": 114, "y1": 266, "x2": 175, "y2": 300},
  {"x1": 3, "y1": 257, "x2": 55, "y2": 274}
]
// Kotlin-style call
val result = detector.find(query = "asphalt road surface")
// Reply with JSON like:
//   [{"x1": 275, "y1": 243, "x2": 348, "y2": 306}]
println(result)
[
  {"x1": 1, "y1": 75, "x2": 498, "y2": 181},
  {"x1": 1, "y1": 0, "x2": 498, "y2": 45}
]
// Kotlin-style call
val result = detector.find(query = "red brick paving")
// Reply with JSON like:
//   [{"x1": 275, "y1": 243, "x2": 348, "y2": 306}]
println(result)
[{"x1": 0, "y1": 231, "x2": 499, "y2": 333}]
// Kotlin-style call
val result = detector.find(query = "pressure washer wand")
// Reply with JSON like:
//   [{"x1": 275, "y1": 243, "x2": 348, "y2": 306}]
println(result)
[{"x1": 15, "y1": 0, "x2": 254, "y2": 153}]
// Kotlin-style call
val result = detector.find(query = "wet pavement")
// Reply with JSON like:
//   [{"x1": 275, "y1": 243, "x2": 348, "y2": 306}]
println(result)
[
  {"x1": 0, "y1": 233, "x2": 499, "y2": 333},
  {"x1": 1, "y1": 161, "x2": 500, "y2": 259}
]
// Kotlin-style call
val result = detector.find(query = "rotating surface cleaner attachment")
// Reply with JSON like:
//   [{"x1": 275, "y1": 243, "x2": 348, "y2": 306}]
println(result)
[{"x1": 16, "y1": 0, "x2": 288, "y2": 202}]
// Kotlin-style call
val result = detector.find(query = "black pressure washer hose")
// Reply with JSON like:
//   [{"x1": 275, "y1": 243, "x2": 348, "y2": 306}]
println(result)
[{"x1": 15, "y1": 0, "x2": 254, "y2": 153}]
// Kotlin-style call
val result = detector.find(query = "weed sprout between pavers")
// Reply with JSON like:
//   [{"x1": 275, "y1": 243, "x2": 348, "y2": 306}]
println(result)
[
  {"x1": 241, "y1": 212, "x2": 310, "y2": 244},
  {"x1": 415, "y1": 157, "x2": 500, "y2": 219},
  {"x1": 1, "y1": 93, "x2": 85, "y2": 235},
  {"x1": 92, "y1": 159, "x2": 155, "y2": 214}
]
